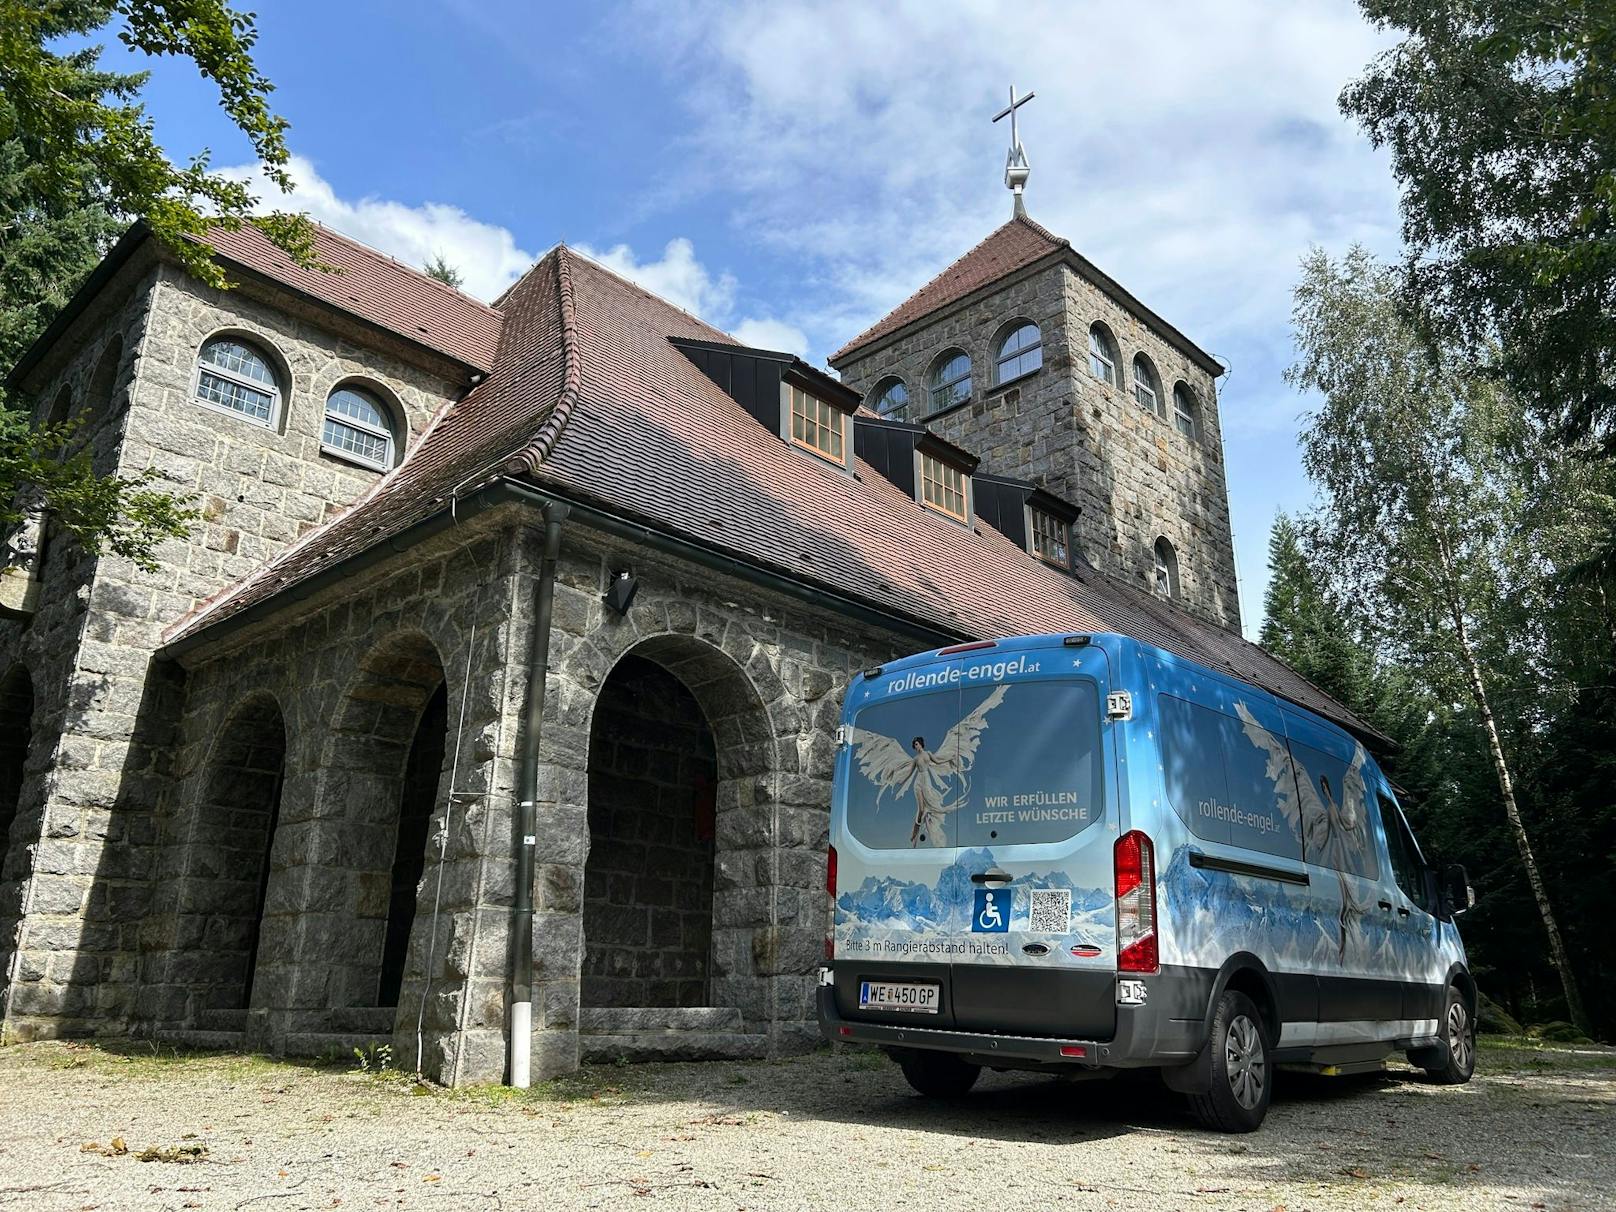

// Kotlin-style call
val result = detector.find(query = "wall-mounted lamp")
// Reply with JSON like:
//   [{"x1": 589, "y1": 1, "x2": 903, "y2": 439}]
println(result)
[{"x1": 604, "y1": 569, "x2": 639, "y2": 616}]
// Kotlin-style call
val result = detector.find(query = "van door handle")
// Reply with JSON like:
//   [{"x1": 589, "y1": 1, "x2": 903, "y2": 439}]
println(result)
[
  {"x1": 971, "y1": 870, "x2": 1012, "y2": 885},
  {"x1": 1377, "y1": 899, "x2": 1393, "y2": 911},
  {"x1": 1397, "y1": 906, "x2": 1411, "y2": 917}
]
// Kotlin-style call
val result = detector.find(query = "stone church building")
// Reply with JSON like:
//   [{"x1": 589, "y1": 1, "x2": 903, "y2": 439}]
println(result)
[{"x1": 0, "y1": 206, "x2": 1369, "y2": 1085}]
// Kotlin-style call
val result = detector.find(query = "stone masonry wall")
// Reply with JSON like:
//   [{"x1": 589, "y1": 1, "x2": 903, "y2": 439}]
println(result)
[
  {"x1": 1, "y1": 255, "x2": 473, "y2": 1043},
  {"x1": 139, "y1": 511, "x2": 526, "y2": 1085},
  {"x1": 834, "y1": 255, "x2": 1241, "y2": 630},
  {"x1": 581, "y1": 655, "x2": 717, "y2": 1010},
  {"x1": 0, "y1": 257, "x2": 163, "y2": 1037},
  {"x1": 527, "y1": 523, "x2": 922, "y2": 1078}
]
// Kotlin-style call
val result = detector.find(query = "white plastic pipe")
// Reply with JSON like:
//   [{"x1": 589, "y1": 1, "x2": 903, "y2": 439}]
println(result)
[{"x1": 510, "y1": 999, "x2": 532, "y2": 1088}]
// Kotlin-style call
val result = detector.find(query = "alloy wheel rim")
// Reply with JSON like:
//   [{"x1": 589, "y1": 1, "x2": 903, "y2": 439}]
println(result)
[
  {"x1": 1448, "y1": 1001, "x2": 1472, "y2": 1072},
  {"x1": 1225, "y1": 1014, "x2": 1266, "y2": 1110}
]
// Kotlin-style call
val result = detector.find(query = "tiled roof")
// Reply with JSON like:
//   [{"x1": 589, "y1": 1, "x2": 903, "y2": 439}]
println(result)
[
  {"x1": 163, "y1": 245, "x2": 1376, "y2": 741},
  {"x1": 828, "y1": 216, "x2": 1067, "y2": 363},
  {"x1": 200, "y1": 223, "x2": 504, "y2": 372}
]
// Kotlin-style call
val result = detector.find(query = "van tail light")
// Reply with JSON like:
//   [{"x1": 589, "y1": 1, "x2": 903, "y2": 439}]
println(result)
[
  {"x1": 824, "y1": 845, "x2": 838, "y2": 962},
  {"x1": 1114, "y1": 830, "x2": 1159, "y2": 974}
]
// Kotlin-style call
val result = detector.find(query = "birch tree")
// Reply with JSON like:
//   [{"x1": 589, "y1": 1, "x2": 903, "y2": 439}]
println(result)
[{"x1": 1288, "y1": 246, "x2": 1591, "y2": 1031}]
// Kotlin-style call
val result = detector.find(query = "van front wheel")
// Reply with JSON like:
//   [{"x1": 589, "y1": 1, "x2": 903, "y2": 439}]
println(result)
[
  {"x1": 894, "y1": 1049, "x2": 980, "y2": 1098},
  {"x1": 1187, "y1": 990, "x2": 1271, "y2": 1133},
  {"x1": 1410, "y1": 986, "x2": 1476, "y2": 1084}
]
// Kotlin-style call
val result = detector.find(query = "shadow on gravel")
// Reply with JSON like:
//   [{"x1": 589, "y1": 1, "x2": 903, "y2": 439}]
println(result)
[{"x1": 787, "y1": 1064, "x2": 1420, "y2": 1144}]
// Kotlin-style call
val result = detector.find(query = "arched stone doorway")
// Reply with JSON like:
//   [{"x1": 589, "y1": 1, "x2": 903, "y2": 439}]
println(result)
[
  {"x1": 180, "y1": 693, "x2": 286, "y2": 1014},
  {"x1": 578, "y1": 635, "x2": 776, "y2": 1060},
  {"x1": 582, "y1": 655, "x2": 717, "y2": 1009},
  {"x1": 308, "y1": 632, "x2": 449, "y2": 1018},
  {"x1": 0, "y1": 665, "x2": 35, "y2": 1013}
]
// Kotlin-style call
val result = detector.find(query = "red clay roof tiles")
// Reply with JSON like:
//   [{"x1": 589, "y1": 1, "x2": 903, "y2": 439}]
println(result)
[
  {"x1": 200, "y1": 223, "x2": 504, "y2": 372},
  {"x1": 162, "y1": 240, "x2": 1375, "y2": 740},
  {"x1": 828, "y1": 216, "x2": 1067, "y2": 363}
]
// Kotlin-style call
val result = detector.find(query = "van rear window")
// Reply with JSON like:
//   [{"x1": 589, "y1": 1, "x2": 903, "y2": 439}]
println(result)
[{"x1": 845, "y1": 679, "x2": 1103, "y2": 849}]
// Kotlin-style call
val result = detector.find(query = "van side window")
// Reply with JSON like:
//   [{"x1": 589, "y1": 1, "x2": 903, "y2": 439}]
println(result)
[
  {"x1": 1381, "y1": 794, "x2": 1433, "y2": 912},
  {"x1": 1289, "y1": 741, "x2": 1380, "y2": 880},
  {"x1": 1159, "y1": 695, "x2": 1303, "y2": 860}
]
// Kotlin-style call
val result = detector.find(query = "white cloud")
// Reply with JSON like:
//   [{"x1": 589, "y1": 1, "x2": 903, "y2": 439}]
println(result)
[
  {"x1": 217, "y1": 155, "x2": 535, "y2": 301},
  {"x1": 730, "y1": 317, "x2": 809, "y2": 357},
  {"x1": 623, "y1": 0, "x2": 1400, "y2": 365},
  {"x1": 611, "y1": 0, "x2": 1403, "y2": 633},
  {"x1": 573, "y1": 237, "x2": 735, "y2": 321}
]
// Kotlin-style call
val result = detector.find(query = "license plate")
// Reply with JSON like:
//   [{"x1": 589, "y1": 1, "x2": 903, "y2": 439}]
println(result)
[{"x1": 859, "y1": 980, "x2": 941, "y2": 1014}]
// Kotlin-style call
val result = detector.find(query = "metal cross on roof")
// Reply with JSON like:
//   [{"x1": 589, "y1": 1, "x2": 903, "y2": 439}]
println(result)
[{"x1": 993, "y1": 85, "x2": 1035, "y2": 217}]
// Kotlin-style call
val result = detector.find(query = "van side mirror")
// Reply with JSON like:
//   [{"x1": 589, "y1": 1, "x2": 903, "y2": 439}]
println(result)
[{"x1": 1441, "y1": 863, "x2": 1474, "y2": 916}]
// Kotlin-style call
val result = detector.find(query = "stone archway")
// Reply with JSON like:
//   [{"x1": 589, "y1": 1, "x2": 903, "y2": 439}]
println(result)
[
  {"x1": 308, "y1": 632, "x2": 449, "y2": 1018},
  {"x1": 176, "y1": 693, "x2": 286, "y2": 1016},
  {"x1": 576, "y1": 634, "x2": 778, "y2": 1061},
  {"x1": 0, "y1": 665, "x2": 35, "y2": 1015}
]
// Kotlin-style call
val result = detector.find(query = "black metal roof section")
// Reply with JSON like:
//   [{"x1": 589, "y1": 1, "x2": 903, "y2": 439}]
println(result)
[
  {"x1": 853, "y1": 415, "x2": 981, "y2": 502},
  {"x1": 669, "y1": 337, "x2": 859, "y2": 427},
  {"x1": 973, "y1": 472, "x2": 1079, "y2": 564}
]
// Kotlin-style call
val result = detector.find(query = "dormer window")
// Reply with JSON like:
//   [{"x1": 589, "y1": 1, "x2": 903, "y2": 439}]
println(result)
[
  {"x1": 1030, "y1": 508, "x2": 1071, "y2": 568},
  {"x1": 788, "y1": 383, "x2": 846, "y2": 463},
  {"x1": 919, "y1": 452, "x2": 969, "y2": 522}
]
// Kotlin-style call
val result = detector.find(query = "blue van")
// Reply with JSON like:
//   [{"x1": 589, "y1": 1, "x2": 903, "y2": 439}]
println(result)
[{"x1": 817, "y1": 633, "x2": 1476, "y2": 1132}]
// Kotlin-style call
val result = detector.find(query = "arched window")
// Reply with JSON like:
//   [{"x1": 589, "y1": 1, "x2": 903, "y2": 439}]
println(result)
[
  {"x1": 1132, "y1": 354, "x2": 1162, "y2": 415},
  {"x1": 870, "y1": 377, "x2": 910, "y2": 420},
  {"x1": 1172, "y1": 382, "x2": 1200, "y2": 439},
  {"x1": 1087, "y1": 323, "x2": 1119, "y2": 387},
  {"x1": 44, "y1": 386, "x2": 74, "y2": 429},
  {"x1": 928, "y1": 350, "x2": 972, "y2": 413},
  {"x1": 1153, "y1": 537, "x2": 1180, "y2": 600},
  {"x1": 194, "y1": 336, "x2": 281, "y2": 427},
  {"x1": 995, "y1": 322, "x2": 1042, "y2": 383},
  {"x1": 323, "y1": 385, "x2": 398, "y2": 470},
  {"x1": 86, "y1": 335, "x2": 124, "y2": 420}
]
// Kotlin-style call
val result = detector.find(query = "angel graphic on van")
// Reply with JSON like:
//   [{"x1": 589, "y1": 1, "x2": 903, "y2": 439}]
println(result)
[{"x1": 850, "y1": 685, "x2": 1008, "y2": 847}]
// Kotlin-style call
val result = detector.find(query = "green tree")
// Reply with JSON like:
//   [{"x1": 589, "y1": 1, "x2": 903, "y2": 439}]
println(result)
[
  {"x1": 1, "y1": 0, "x2": 308, "y2": 569},
  {"x1": 1288, "y1": 245, "x2": 1592, "y2": 1032},
  {"x1": 422, "y1": 253, "x2": 464, "y2": 289},
  {"x1": 0, "y1": 0, "x2": 316, "y2": 293},
  {"x1": 1341, "y1": 1, "x2": 1616, "y2": 446}
]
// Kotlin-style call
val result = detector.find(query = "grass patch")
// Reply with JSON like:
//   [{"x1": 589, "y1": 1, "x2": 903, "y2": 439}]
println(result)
[
  {"x1": 1477, "y1": 1036, "x2": 1616, "y2": 1071},
  {"x1": 20, "y1": 1039, "x2": 317, "y2": 1081}
]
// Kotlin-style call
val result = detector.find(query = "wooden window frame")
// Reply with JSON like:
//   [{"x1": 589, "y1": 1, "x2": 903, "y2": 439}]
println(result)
[
  {"x1": 1029, "y1": 507, "x2": 1071, "y2": 567},
  {"x1": 787, "y1": 383, "x2": 847, "y2": 464},
  {"x1": 918, "y1": 452, "x2": 969, "y2": 522}
]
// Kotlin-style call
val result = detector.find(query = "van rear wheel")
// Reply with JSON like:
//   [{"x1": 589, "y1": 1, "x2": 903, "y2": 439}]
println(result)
[
  {"x1": 894, "y1": 1049, "x2": 980, "y2": 1098},
  {"x1": 1187, "y1": 990, "x2": 1271, "y2": 1133}
]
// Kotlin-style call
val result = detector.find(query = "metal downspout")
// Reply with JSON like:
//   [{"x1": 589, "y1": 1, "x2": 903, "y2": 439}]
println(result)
[{"x1": 510, "y1": 500, "x2": 569, "y2": 1087}]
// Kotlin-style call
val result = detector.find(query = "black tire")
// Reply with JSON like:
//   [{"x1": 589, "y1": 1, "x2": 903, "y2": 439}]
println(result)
[
  {"x1": 895, "y1": 1049, "x2": 981, "y2": 1098},
  {"x1": 1411, "y1": 985, "x2": 1476, "y2": 1085},
  {"x1": 1187, "y1": 990, "x2": 1271, "y2": 1133}
]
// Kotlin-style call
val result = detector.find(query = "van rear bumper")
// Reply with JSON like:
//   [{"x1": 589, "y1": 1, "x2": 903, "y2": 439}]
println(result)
[{"x1": 817, "y1": 968, "x2": 1209, "y2": 1069}]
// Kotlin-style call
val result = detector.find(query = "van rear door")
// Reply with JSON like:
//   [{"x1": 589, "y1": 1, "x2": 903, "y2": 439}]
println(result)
[
  {"x1": 948, "y1": 642, "x2": 1118, "y2": 1039},
  {"x1": 832, "y1": 656, "x2": 972, "y2": 1028}
]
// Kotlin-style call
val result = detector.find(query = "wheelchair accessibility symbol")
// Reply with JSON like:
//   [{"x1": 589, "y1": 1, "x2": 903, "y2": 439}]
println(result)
[{"x1": 972, "y1": 888, "x2": 1010, "y2": 933}]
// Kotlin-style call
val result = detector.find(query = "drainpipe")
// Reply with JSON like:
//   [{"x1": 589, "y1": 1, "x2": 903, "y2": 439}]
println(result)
[{"x1": 510, "y1": 499, "x2": 569, "y2": 1088}]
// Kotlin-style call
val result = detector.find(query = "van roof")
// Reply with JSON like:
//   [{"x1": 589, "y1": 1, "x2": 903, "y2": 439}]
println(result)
[{"x1": 859, "y1": 632, "x2": 1367, "y2": 753}]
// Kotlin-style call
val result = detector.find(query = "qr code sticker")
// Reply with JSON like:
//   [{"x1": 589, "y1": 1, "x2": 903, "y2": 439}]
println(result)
[{"x1": 1029, "y1": 888, "x2": 1071, "y2": 934}]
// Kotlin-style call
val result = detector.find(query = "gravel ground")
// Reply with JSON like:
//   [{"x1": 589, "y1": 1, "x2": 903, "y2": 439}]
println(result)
[{"x1": 0, "y1": 1038, "x2": 1610, "y2": 1211}]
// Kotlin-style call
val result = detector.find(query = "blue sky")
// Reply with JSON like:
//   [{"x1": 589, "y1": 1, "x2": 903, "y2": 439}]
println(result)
[{"x1": 98, "y1": 0, "x2": 1403, "y2": 637}]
